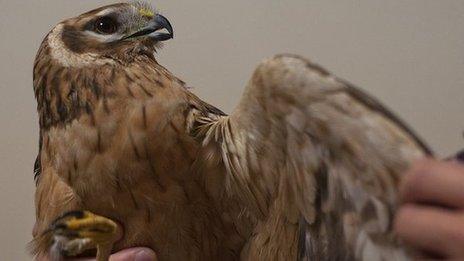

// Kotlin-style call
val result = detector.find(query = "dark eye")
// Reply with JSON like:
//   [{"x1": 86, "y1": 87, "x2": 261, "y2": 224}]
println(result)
[{"x1": 93, "y1": 16, "x2": 118, "y2": 34}]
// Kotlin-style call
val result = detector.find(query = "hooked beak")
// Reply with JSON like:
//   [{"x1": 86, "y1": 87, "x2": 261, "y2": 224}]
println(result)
[{"x1": 124, "y1": 14, "x2": 173, "y2": 41}]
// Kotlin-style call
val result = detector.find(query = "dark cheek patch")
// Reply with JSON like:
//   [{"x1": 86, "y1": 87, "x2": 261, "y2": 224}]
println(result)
[
  {"x1": 61, "y1": 25, "x2": 88, "y2": 53},
  {"x1": 61, "y1": 24, "x2": 132, "y2": 56},
  {"x1": 60, "y1": 22, "x2": 158, "y2": 65},
  {"x1": 62, "y1": 24, "x2": 114, "y2": 54}
]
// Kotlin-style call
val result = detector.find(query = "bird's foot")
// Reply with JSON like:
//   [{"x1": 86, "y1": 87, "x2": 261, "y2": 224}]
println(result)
[{"x1": 48, "y1": 210, "x2": 120, "y2": 261}]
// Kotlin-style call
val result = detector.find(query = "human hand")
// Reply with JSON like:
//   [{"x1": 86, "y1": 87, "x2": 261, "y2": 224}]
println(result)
[
  {"x1": 37, "y1": 247, "x2": 157, "y2": 261},
  {"x1": 394, "y1": 158, "x2": 464, "y2": 259}
]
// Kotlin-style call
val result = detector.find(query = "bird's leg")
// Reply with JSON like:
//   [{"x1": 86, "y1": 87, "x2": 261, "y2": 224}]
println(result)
[{"x1": 48, "y1": 210, "x2": 121, "y2": 261}]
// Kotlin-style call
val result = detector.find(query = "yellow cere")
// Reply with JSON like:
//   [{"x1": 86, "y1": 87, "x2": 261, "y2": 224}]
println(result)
[{"x1": 139, "y1": 8, "x2": 155, "y2": 18}]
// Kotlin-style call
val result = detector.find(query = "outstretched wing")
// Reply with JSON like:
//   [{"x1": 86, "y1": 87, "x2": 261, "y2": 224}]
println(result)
[{"x1": 194, "y1": 54, "x2": 432, "y2": 260}]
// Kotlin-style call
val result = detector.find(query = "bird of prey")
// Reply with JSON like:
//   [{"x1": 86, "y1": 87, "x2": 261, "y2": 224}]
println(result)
[{"x1": 30, "y1": 2, "x2": 432, "y2": 261}]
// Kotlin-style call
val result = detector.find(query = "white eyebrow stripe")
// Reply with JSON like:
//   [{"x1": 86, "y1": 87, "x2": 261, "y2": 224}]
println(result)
[
  {"x1": 77, "y1": 7, "x2": 120, "y2": 25},
  {"x1": 95, "y1": 7, "x2": 118, "y2": 17}
]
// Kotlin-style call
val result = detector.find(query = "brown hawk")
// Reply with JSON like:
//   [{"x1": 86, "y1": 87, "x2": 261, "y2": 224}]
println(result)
[{"x1": 30, "y1": 2, "x2": 432, "y2": 261}]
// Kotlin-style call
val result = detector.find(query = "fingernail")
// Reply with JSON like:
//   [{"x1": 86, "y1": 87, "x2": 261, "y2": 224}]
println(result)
[{"x1": 134, "y1": 249, "x2": 156, "y2": 261}]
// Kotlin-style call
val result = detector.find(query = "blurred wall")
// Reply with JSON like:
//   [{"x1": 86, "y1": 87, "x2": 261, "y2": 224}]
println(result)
[{"x1": 0, "y1": 0, "x2": 463, "y2": 259}]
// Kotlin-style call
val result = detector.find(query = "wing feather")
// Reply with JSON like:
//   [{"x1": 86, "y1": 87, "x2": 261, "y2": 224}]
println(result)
[{"x1": 195, "y1": 54, "x2": 432, "y2": 260}]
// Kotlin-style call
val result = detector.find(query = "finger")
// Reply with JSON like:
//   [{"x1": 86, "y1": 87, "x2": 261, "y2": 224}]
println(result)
[
  {"x1": 110, "y1": 247, "x2": 157, "y2": 261},
  {"x1": 394, "y1": 204, "x2": 464, "y2": 258},
  {"x1": 400, "y1": 159, "x2": 464, "y2": 208},
  {"x1": 66, "y1": 247, "x2": 157, "y2": 261}
]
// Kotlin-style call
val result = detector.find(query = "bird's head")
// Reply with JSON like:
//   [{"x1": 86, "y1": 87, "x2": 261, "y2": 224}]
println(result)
[
  {"x1": 33, "y1": 2, "x2": 176, "y2": 130},
  {"x1": 39, "y1": 1, "x2": 173, "y2": 67}
]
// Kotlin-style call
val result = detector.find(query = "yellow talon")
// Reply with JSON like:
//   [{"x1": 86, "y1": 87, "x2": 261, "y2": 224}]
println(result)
[{"x1": 49, "y1": 211, "x2": 120, "y2": 261}]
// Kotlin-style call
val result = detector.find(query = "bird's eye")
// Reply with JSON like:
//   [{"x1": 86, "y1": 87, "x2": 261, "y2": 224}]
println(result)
[{"x1": 93, "y1": 16, "x2": 118, "y2": 34}]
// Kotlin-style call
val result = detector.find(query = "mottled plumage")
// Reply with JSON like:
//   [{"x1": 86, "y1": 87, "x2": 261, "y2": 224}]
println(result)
[{"x1": 31, "y1": 2, "x2": 431, "y2": 261}]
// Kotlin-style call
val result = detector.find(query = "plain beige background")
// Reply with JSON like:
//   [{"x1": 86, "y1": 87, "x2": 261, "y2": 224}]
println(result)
[{"x1": 0, "y1": 0, "x2": 463, "y2": 260}]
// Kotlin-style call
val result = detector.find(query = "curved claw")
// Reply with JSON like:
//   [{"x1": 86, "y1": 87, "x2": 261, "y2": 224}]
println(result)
[{"x1": 48, "y1": 211, "x2": 121, "y2": 261}]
